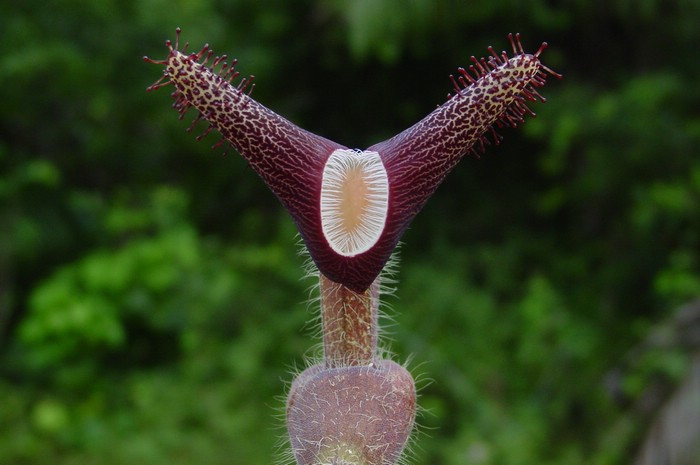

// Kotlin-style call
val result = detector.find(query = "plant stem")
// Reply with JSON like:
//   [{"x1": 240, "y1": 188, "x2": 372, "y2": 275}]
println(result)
[{"x1": 319, "y1": 273, "x2": 379, "y2": 367}]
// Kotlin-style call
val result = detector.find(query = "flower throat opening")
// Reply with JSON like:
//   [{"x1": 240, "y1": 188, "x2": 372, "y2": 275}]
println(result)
[{"x1": 320, "y1": 149, "x2": 389, "y2": 257}]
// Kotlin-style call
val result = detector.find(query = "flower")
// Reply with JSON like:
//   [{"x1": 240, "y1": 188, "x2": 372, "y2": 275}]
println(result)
[{"x1": 145, "y1": 30, "x2": 560, "y2": 292}]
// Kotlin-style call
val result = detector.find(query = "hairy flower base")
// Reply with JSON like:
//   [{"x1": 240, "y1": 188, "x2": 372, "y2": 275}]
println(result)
[
  {"x1": 145, "y1": 30, "x2": 559, "y2": 293},
  {"x1": 287, "y1": 360, "x2": 416, "y2": 465}
]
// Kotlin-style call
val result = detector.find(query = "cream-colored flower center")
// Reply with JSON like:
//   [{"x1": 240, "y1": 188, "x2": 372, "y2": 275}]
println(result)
[{"x1": 320, "y1": 149, "x2": 389, "y2": 257}]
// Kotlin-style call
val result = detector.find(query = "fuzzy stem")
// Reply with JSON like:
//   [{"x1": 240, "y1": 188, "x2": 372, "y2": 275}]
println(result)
[{"x1": 319, "y1": 273, "x2": 379, "y2": 367}]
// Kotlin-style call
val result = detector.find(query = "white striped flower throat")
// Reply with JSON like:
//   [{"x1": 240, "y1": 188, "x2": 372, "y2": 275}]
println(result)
[{"x1": 320, "y1": 149, "x2": 389, "y2": 257}]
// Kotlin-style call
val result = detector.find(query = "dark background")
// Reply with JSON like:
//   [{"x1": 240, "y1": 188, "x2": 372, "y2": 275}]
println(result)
[{"x1": 2, "y1": 0, "x2": 699, "y2": 464}]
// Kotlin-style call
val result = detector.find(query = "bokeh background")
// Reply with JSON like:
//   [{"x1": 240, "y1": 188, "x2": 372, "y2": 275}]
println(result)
[{"x1": 2, "y1": 1, "x2": 700, "y2": 464}]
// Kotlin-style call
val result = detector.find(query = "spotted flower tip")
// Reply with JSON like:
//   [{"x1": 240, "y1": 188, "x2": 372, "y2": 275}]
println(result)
[{"x1": 145, "y1": 29, "x2": 560, "y2": 292}]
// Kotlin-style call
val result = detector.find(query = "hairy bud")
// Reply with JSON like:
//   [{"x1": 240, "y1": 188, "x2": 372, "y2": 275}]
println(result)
[{"x1": 287, "y1": 360, "x2": 416, "y2": 465}]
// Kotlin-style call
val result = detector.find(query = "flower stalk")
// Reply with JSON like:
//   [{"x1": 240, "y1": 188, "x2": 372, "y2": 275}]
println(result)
[{"x1": 320, "y1": 273, "x2": 380, "y2": 367}]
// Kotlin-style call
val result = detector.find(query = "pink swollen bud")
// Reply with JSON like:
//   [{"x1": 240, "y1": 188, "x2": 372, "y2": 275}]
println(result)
[{"x1": 286, "y1": 360, "x2": 416, "y2": 465}]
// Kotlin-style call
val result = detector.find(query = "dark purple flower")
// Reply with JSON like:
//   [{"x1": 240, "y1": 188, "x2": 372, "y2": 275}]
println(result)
[{"x1": 145, "y1": 30, "x2": 559, "y2": 292}]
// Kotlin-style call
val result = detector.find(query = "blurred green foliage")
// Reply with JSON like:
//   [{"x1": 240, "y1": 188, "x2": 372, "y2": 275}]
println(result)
[{"x1": 1, "y1": 0, "x2": 700, "y2": 464}]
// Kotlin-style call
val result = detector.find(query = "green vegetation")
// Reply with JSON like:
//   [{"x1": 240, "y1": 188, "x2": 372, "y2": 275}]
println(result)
[{"x1": 2, "y1": 1, "x2": 699, "y2": 464}]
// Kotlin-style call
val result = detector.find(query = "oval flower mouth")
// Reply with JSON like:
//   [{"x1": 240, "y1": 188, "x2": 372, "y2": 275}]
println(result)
[{"x1": 320, "y1": 149, "x2": 389, "y2": 257}]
